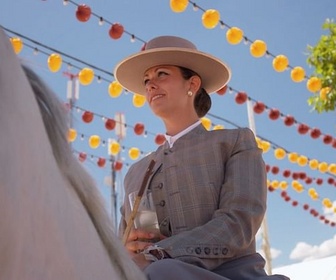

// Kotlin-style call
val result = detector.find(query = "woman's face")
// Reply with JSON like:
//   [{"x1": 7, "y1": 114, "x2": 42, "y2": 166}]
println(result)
[{"x1": 143, "y1": 65, "x2": 192, "y2": 118}]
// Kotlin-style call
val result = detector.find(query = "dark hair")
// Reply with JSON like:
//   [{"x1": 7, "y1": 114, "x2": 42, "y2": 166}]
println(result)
[{"x1": 179, "y1": 66, "x2": 211, "y2": 118}]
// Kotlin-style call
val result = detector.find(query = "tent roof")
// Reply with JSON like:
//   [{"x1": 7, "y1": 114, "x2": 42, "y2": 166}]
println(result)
[{"x1": 273, "y1": 255, "x2": 336, "y2": 280}]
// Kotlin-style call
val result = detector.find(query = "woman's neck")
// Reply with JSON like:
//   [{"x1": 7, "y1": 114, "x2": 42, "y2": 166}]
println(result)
[{"x1": 163, "y1": 116, "x2": 199, "y2": 136}]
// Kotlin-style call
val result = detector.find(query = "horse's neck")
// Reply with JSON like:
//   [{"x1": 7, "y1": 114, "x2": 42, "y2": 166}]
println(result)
[{"x1": 0, "y1": 28, "x2": 145, "y2": 280}]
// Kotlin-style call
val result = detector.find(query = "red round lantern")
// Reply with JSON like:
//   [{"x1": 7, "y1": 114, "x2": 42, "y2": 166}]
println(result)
[
  {"x1": 271, "y1": 166, "x2": 279, "y2": 175},
  {"x1": 305, "y1": 177, "x2": 313, "y2": 184},
  {"x1": 323, "y1": 135, "x2": 333, "y2": 145},
  {"x1": 134, "y1": 123, "x2": 145, "y2": 135},
  {"x1": 109, "y1": 23, "x2": 124, "y2": 39},
  {"x1": 82, "y1": 111, "x2": 94, "y2": 123},
  {"x1": 316, "y1": 178, "x2": 323, "y2": 185},
  {"x1": 283, "y1": 169, "x2": 291, "y2": 177},
  {"x1": 284, "y1": 115, "x2": 295, "y2": 126},
  {"x1": 297, "y1": 123, "x2": 309, "y2": 134},
  {"x1": 292, "y1": 201, "x2": 298, "y2": 207},
  {"x1": 253, "y1": 102, "x2": 265, "y2": 114},
  {"x1": 97, "y1": 157, "x2": 106, "y2": 167},
  {"x1": 216, "y1": 85, "x2": 227, "y2": 95},
  {"x1": 268, "y1": 108, "x2": 280, "y2": 120},
  {"x1": 235, "y1": 91, "x2": 247, "y2": 104},
  {"x1": 113, "y1": 160, "x2": 123, "y2": 171},
  {"x1": 79, "y1": 152, "x2": 87, "y2": 162},
  {"x1": 155, "y1": 134, "x2": 166, "y2": 145},
  {"x1": 265, "y1": 164, "x2": 270, "y2": 173},
  {"x1": 310, "y1": 128, "x2": 321, "y2": 139},
  {"x1": 76, "y1": 4, "x2": 91, "y2": 22},
  {"x1": 105, "y1": 118, "x2": 116, "y2": 130},
  {"x1": 303, "y1": 204, "x2": 309, "y2": 210},
  {"x1": 292, "y1": 172, "x2": 299, "y2": 180}
]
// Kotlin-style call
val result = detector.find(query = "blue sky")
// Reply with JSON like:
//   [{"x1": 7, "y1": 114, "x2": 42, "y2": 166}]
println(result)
[{"x1": 1, "y1": 0, "x2": 335, "y2": 270}]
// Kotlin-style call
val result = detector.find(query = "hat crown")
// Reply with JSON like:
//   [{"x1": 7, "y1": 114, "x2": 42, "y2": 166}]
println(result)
[{"x1": 145, "y1": 36, "x2": 197, "y2": 51}]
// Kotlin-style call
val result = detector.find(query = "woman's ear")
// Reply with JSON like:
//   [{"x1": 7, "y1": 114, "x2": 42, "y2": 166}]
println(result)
[{"x1": 189, "y1": 75, "x2": 202, "y2": 93}]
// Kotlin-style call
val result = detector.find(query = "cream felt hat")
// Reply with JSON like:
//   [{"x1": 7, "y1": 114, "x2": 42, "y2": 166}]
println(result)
[{"x1": 114, "y1": 35, "x2": 231, "y2": 95}]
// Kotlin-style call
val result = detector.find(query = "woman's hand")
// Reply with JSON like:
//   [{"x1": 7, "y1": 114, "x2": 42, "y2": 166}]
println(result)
[{"x1": 125, "y1": 228, "x2": 158, "y2": 256}]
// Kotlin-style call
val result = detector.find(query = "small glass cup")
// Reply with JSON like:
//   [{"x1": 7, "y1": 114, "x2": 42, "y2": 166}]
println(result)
[{"x1": 128, "y1": 191, "x2": 160, "y2": 241}]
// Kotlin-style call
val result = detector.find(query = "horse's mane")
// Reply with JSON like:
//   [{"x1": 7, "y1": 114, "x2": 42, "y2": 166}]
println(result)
[{"x1": 22, "y1": 65, "x2": 145, "y2": 280}]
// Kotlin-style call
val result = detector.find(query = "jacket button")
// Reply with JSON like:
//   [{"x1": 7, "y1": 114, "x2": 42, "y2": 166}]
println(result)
[
  {"x1": 213, "y1": 248, "x2": 219, "y2": 255},
  {"x1": 204, "y1": 247, "x2": 210, "y2": 255},
  {"x1": 158, "y1": 183, "x2": 163, "y2": 189},
  {"x1": 159, "y1": 200, "x2": 166, "y2": 207},
  {"x1": 195, "y1": 247, "x2": 201, "y2": 254},
  {"x1": 222, "y1": 248, "x2": 228, "y2": 255},
  {"x1": 186, "y1": 247, "x2": 193, "y2": 253}
]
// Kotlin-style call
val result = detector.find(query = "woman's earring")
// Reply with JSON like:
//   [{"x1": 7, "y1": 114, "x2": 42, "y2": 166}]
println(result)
[{"x1": 187, "y1": 90, "x2": 193, "y2": 97}]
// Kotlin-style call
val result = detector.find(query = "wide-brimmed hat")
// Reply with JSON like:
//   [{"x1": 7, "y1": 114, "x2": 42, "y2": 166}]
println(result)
[{"x1": 114, "y1": 35, "x2": 231, "y2": 95}]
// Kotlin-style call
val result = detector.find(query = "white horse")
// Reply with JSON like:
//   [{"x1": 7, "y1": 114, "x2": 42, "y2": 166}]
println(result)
[{"x1": 0, "y1": 27, "x2": 145, "y2": 280}]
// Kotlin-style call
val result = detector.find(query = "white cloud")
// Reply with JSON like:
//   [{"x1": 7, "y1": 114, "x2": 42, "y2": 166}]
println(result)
[
  {"x1": 258, "y1": 247, "x2": 282, "y2": 261},
  {"x1": 289, "y1": 234, "x2": 336, "y2": 262}
]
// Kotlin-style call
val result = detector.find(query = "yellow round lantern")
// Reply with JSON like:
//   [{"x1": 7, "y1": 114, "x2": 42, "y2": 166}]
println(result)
[
  {"x1": 306, "y1": 76, "x2": 322, "y2": 93},
  {"x1": 89, "y1": 135, "x2": 101, "y2": 149},
  {"x1": 213, "y1": 124, "x2": 224, "y2": 130},
  {"x1": 47, "y1": 53, "x2": 62, "y2": 73},
  {"x1": 290, "y1": 66, "x2": 305, "y2": 82},
  {"x1": 226, "y1": 27, "x2": 244, "y2": 45},
  {"x1": 250, "y1": 40, "x2": 267, "y2": 58},
  {"x1": 10, "y1": 37, "x2": 23, "y2": 54},
  {"x1": 322, "y1": 198, "x2": 332, "y2": 208},
  {"x1": 78, "y1": 67, "x2": 94, "y2": 85},
  {"x1": 319, "y1": 87, "x2": 330, "y2": 101},
  {"x1": 288, "y1": 152, "x2": 298, "y2": 163},
  {"x1": 318, "y1": 161, "x2": 328, "y2": 173},
  {"x1": 271, "y1": 180, "x2": 279, "y2": 189},
  {"x1": 109, "y1": 141, "x2": 120, "y2": 156},
  {"x1": 170, "y1": 0, "x2": 188, "y2": 12},
  {"x1": 272, "y1": 55, "x2": 288, "y2": 72},
  {"x1": 108, "y1": 81, "x2": 123, "y2": 98},
  {"x1": 68, "y1": 128, "x2": 77, "y2": 142},
  {"x1": 129, "y1": 147, "x2": 140, "y2": 160},
  {"x1": 274, "y1": 148, "x2": 286, "y2": 160},
  {"x1": 260, "y1": 141, "x2": 271, "y2": 153},
  {"x1": 309, "y1": 159, "x2": 319, "y2": 170},
  {"x1": 308, "y1": 188, "x2": 318, "y2": 200},
  {"x1": 297, "y1": 155, "x2": 308, "y2": 166},
  {"x1": 291, "y1": 180, "x2": 300, "y2": 191},
  {"x1": 202, "y1": 9, "x2": 220, "y2": 29},
  {"x1": 328, "y1": 163, "x2": 336, "y2": 175},
  {"x1": 279, "y1": 181, "x2": 288, "y2": 190},
  {"x1": 201, "y1": 117, "x2": 211, "y2": 130},
  {"x1": 133, "y1": 94, "x2": 146, "y2": 107}
]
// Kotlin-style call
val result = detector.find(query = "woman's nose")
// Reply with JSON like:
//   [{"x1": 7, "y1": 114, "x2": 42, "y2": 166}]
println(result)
[{"x1": 145, "y1": 79, "x2": 158, "y2": 93}]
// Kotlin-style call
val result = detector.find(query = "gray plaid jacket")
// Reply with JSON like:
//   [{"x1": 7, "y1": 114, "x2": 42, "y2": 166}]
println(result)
[{"x1": 120, "y1": 125, "x2": 267, "y2": 270}]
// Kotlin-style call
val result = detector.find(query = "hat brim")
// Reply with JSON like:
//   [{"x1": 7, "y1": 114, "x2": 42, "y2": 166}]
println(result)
[{"x1": 114, "y1": 47, "x2": 231, "y2": 95}]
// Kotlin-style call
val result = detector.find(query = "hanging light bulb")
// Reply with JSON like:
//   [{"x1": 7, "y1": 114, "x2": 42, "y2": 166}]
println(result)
[
  {"x1": 98, "y1": 17, "x2": 104, "y2": 26},
  {"x1": 63, "y1": 0, "x2": 69, "y2": 6},
  {"x1": 193, "y1": 3, "x2": 198, "y2": 11},
  {"x1": 33, "y1": 47, "x2": 39, "y2": 55},
  {"x1": 130, "y1": 34, "x2": 135, "y2": 43}
]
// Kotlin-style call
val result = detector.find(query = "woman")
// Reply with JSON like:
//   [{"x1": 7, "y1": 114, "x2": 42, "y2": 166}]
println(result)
[{"x1": 114, "y1": 36, "x2": 289, "y2": 279}]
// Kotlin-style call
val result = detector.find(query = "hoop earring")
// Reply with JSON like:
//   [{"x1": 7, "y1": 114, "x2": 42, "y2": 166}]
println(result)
[{"x1": 187, "y1": 90, "x2": 193, "y2": 97}]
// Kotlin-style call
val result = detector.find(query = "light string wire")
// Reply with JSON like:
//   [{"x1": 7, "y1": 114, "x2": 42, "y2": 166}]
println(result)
[{"x1": 3, "y1": 26, "x2": 335, "y2": 148}]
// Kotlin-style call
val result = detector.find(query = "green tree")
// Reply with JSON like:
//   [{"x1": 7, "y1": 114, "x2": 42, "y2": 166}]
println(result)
[{"x1": 307, "y1": 19, "x2": 336, "y2": 113}]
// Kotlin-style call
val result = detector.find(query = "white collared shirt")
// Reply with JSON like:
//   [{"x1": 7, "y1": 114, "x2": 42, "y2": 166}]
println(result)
[{"x1": 164, "y1": 120, "x2": 201, "y2": 148}]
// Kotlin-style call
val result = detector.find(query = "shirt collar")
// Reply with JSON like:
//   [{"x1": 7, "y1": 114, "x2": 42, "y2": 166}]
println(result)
[{"x1": 165, "y1": 120, "x2": 201, "y2": 148}]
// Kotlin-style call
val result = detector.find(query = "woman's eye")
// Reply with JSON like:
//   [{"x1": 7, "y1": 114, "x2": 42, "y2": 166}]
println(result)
[{"x1": 158, "y1": 71, "x2": 168, "y2": 77}]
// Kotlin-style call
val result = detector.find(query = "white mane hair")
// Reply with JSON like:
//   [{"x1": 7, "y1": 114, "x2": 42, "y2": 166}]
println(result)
[{"x1": 22, "y1": 64, "x2": 145, "y2": 280}]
